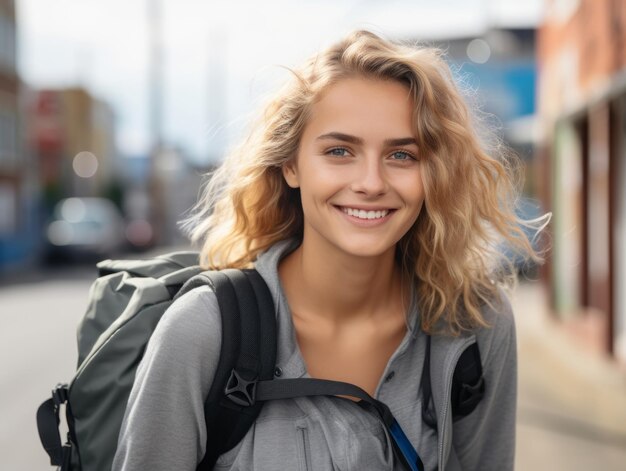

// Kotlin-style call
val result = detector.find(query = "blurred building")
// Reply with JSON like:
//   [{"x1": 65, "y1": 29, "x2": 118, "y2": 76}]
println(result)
[
  {"x1": 27, "y1": 87, "x2": 118, "y2": 211},
  {"x1": 537, "y1": 0, "x2": 626, "y2": 363},
  {"x1": 150, "y1": 145, "x2": 202, "y2": 247},
  {"x1": 424, "y1": 27, "x2": 538, "y2": 193},
  {"x1": 0, "y1": 0, "x2": 40, "y2": 272},
  {"x1": 115, "y1": 147, "x2": 203, "y2": 250}
]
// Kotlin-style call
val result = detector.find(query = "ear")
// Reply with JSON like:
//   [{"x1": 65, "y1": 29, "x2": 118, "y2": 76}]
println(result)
[{"x1": 282, "y1": 159, "x2": 300, "y2": 188}]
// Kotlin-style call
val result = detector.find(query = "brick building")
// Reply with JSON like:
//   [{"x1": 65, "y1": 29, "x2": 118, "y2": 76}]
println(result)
[
  {"x1": 0, "y1": 0, "x2": 39, "y2": 271},
  {"x1": 537, "y1": 0, "x2": 626, "y2": 362},
  {"x1": 29, "y1": 87, "x2": 117, "y2": 207}
]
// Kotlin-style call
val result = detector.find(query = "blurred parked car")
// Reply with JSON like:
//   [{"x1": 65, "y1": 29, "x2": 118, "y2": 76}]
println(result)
[{"x1": 45, "y1": 197, "x2": 126, "y2": 263}]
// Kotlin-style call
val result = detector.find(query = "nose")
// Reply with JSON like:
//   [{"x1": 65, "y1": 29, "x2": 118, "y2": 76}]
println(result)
[{"x1": 350, "y1": 156, "x2": 388, "y2": 196}]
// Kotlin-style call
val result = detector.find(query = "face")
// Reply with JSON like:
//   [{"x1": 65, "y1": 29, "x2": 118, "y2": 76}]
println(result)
[{"x1": 282, "y1": 77, "x2": 425, "y2": 260}]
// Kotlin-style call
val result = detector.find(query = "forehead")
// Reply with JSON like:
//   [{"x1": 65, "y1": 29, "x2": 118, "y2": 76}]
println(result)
[{"x1": 304, "y1": 77, "x2": 414, "y2": 138}]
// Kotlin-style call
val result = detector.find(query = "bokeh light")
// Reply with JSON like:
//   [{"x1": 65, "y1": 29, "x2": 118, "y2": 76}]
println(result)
[
  {"x1": 60, "y1": 198, "x2": 86, "y2": 223},
  {"x1": 466, "y1": 38, "x2": 491, "y2": 64},
  {"x1": 72, "y1": 151, "x2": 99, "y2": 178}
]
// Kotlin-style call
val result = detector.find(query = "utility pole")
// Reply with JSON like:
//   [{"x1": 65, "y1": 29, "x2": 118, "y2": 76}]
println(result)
[
  {"x1": 147, "y1": 0, "x2": 166, "y2": 245},
  {"x1": 148, "y1": 0, "x2": 164, "y2": 154}
]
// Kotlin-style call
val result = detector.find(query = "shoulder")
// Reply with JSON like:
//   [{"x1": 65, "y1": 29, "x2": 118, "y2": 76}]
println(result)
[
  {"x1": 479, "y1": 286, "x2": 514, "y2": 332},
  {"x1": 472, "y1": 286, "x2": 516, "y2": 368},
  {"x1": 114, "y1": 286, "x2": 224, "y2": 469},
  {"x1": 148, "y1": 285, "x2": 223, "y2": 358}
]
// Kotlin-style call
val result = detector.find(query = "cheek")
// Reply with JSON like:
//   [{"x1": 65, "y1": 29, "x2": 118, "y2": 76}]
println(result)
[
  {"x1": 298, "y1": 163, "x2": 345, "y2": 197},
  {"x1": 397, "y1": 171, "x2": 425, "y2": 204}
]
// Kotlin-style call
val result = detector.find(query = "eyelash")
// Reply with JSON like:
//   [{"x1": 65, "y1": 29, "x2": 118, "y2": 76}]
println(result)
[
  {"x1": 325, "y1": 147, "x2": 418, "y2": 161},
  {"x1": 326, "y1": 147, "x2": 351, "y2": 157},
  {"x1": 390, "y1": 150, "x2": 417, "y2": 161}
]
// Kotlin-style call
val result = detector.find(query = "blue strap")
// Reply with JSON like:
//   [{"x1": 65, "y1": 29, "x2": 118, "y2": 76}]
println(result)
[{"x1": 389, "y1": 419, "x2": 425, "y2": 471}]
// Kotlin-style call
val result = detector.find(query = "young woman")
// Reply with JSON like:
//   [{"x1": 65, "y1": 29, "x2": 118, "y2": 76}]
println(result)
[{"x1": 113, "y1": 30, "x2": 542, "y2": 471}]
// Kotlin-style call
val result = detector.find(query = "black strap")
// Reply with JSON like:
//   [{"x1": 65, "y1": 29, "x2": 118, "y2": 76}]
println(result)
[
  {"x1": 421, "y1": 336, "x2": 485, "y2": 430},
  {"x1": 196, "y1": 269, "x2": 277, "y2": 471},
  {"x1": 256, "y1": 377, "x2": 394, "y2": 424},
  {"x1": 421, "y1": 336, "x2": 437, "y2": 429},
  {"x1": 196, "y1": 270, "x2": 244, "y2": 470},
  {"x1": 223, "y1": 270, "x2": 261, "y2": 384},
  {"x1": 253, "y1": 377, "x2": 423, "y2": 471},
  {"x1": 451, "y1": 342, "x2": 485, "y2": 419},
  {"x1": 36, "y1": 383, "x2": 70, "y2": 467},
  {"x1": 242, "y1": 269, "x2": 277, "y2": 384},
  {"x1": 36, "y1": 397, "x2": 63, "y2": 466}
]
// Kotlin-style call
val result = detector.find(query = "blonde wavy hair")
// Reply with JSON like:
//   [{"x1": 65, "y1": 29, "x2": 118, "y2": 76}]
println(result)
[{"x1": 182, "y1": 30, "x2": 546, "y2": 335}]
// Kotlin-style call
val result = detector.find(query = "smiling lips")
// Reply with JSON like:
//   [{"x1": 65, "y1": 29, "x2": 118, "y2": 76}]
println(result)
[{"x1": 339, "y1": 206, "x2": 393, "y2": 220}]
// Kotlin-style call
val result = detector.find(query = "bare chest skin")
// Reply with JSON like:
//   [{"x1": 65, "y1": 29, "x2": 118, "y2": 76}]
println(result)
[
  {"x1": 291, "y1": 309, "x2": 407, "y2": 397},
  {"x1": 278, "y1": 242, "x2": 410, "y2": 397}
]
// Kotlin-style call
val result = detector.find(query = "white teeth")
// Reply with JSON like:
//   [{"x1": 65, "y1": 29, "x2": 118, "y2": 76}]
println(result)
[{"x1": 342, "y1": 207, "x2": 389, "y2": 220}]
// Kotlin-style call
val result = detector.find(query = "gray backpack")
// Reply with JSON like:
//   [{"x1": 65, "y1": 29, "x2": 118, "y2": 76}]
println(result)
[{"x1": 36, "y1": 252, "x2": 279, "y2": 471}]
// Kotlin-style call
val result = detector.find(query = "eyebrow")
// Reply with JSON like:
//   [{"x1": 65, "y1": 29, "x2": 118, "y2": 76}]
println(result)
[{"x1": 316, "y1": 132, "x2": 417, "y2": 147}]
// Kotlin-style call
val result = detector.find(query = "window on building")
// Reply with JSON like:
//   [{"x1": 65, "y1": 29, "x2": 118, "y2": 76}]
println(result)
[
  {"x1": 0, "y1": 182, "x2": 16, "y2": 234},
  {"x1": 0, "y1": 14, "x2": 16, "y2": 74},
  {"x1": 0, "y1": 109, "x2": 17, "y2": 168}
]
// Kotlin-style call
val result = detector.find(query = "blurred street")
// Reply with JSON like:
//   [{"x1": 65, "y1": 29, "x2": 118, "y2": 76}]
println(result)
[
  {"x1": 513, "y1": 282, "x2": 626, "y2": 469},
  {"x1": 0, "y1": 265, "x2": 96, "y2": 470},
  {"x1": 0, "y1": 270, "x2": 624, "y2": 470}
]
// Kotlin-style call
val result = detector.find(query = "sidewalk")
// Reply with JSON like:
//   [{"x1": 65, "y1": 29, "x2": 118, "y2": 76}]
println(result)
[{"x1": 512, "y1": 281, "x2": 626, "y2": 470}]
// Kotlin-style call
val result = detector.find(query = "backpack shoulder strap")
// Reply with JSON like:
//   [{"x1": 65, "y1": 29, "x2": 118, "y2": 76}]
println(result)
[
  {"x1": 421, "y1": 336, "x2": 485, "y2": 429},
  {"x1": 450, "y1": 341, "x2": 485, "y2": 419},
  {"x1": 189, "y1": 269, "x2": 277, "y2": 471}
]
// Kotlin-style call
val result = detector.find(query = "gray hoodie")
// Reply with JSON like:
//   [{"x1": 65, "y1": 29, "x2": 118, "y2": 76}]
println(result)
[{"x1": 112, "y1": 240, "x2": 516, "y2": 471}]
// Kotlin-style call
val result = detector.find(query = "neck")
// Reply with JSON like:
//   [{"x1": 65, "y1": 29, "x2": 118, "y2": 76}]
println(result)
[{"x1": 279, "y1": 236, "x2": 407, "y2": 324}]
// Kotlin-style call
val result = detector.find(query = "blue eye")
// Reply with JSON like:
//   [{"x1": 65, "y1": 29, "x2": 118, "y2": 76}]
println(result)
[
  {"x1": 390, "y1": 151, "x2": 415, "y2": 161},
  {"x1": 327, "y1": 147, "x2": 349, "y2": 157}
]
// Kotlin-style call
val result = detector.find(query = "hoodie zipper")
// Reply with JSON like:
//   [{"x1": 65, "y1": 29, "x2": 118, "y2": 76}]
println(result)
[
  {"x1": 437, "y1": 337, "x2": 476, "y2": 471},
  {"x1": 298, "y1": 426, "x2": 312, "y2": 471}
]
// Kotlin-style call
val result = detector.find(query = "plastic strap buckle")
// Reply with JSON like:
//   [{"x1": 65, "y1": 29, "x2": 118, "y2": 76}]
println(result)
[
  {"x1": 52, "y1": 384, "x2": 69, "y2": 407},
  {"x1": 224, "y1": 370, "x2": 257, "y2": 407}
]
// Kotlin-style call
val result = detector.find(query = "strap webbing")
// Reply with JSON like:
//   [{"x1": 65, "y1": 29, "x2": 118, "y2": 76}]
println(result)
[
  {"x1": 451, "y1": 342, "x2": 485, "y2": 419},
  {"x1": 36, "y1": 397, "x2": 63, "y2": 466},
  {"x1": 242, "y1": 269, "x2": 277, "y2": 382},
  {"x1": 196, "y1": 271, "x2": 244, "y2": 470},
  {"x1": 254, "y1": 377, "x2": 424, "y2": 471},
  {"x1": 256, "y1": 377, "x2": 393, "y2": 423},
  {"x1": 420, "y1": 335, "x2": 437, "y2": 429},
  {"x1": 36, "y1": 383, "x2": 72, "y2": 467},
  {"x1": 223, "y1": 269, "x2": 260, "y2": 379},
  {"x1": 196, "y1": 269, "x2": 277, "y2": 471}
]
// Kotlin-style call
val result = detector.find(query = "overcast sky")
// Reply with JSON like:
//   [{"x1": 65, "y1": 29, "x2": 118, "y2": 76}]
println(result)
[{"x1": 16, "y1": 0, "x2": 544, "y2": 164}]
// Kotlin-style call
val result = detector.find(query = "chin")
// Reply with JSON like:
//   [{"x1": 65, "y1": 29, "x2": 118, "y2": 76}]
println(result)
[{"x1": 335, "y1": 239, "x2": 397, "y2": 260}]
